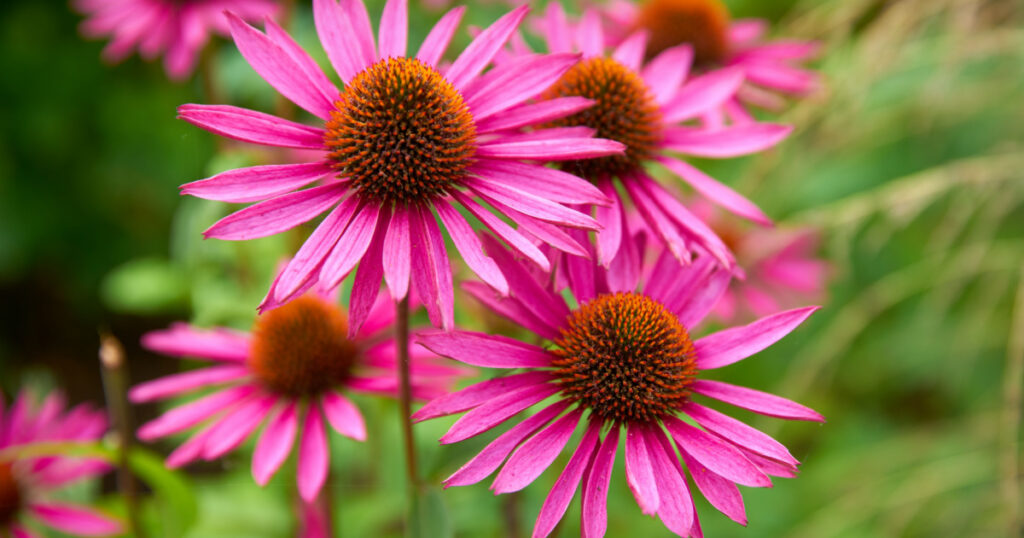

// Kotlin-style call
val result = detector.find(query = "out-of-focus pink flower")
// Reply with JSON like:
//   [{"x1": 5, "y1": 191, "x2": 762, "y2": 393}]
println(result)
[
  {"x1": 603, "y1": 0, "x2": 820, "y2": 123},
  {"x1": 0, "y1": 389, "x2": 121, "y2": 537},
  {"x1": 132, "y1": 292, "x2": 466, "y2": 501},
  {"x1": 415, "y1": 235, "x2": 823, "y2": 537},
  {"x1": 178, "y1": 0, "x2": 625, "y2": 329},
  {"x1": 74, "y1": 0, "x2": 279, "y2": 80}
]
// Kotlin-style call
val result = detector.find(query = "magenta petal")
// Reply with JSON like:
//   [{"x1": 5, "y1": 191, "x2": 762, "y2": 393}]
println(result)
[
  {"x1": 611, "y1": 30, "x2": 648, "y2": 72},
  {"x1": 743, "y1": 63, "x2": 818, "y2": 94},
  {"x1": 467, "y1": 177, "x2": 599, "y2": 230},
  {"x1": 30, "y1": 503, "x2": 122, "y2": 536},
  {"x1": 663, "y1": 123, "x2": 793, "y2": 158},
  {"x1": 409, "y1": 205, "x2": 455, "y2": 330},
  {"x1": 128, "y1": 365, "x2": 248, "y2": 403},
  {"x1": 672, "y1": 265, "x2": 733, "y2": 330},
  {"x1": 476, "y1": 138, "x2": 625, "y2": 162},
  {"x1": 263, "y1": 17, "x2": 339, "y2": 105},
  {"x1": 319, "y1": 203, "x2": 382, "y2": 290},
  {"x1": 321, "y1": 391, "x2": 366, "y2": 441},
  {"x1": 595, "y1": 179, "x2": 623, "y2": 267},
  {"x1": 576, "y1": 9, "x2": 603, "y2": 57},
  {"x1": 462, "y1": 282, "x2": 561, "y2": 340},
  {"x1": 683, "y1": 402, "x2": 797, "y2": 466},
  {"x1": 377, "y1": 0, "x2": 407, "y2": 58},
  {"x1": 416, "y1": 6, "x2": 465, "y2": 66},
  {"x1": 642, "y1": 44, "x2": 694, "y2": 105},
  {"x1": 435, "y1": 199, "x2": 509, "y2": 294},
  {"x1": 10, "y1": 524, "x2": 38, "y2": 538},
  {"x1": 445, "y1": 401, "x2": 570, "y2": 487},
  {"x1": 202, "y1": 393, "x2": 276, "y2": 460},
  {"x1": 492, "y1": 409, "x2": 583, "y2": 494},
  {"x1": 441, "y1": 382, "x2": 561, "y2": 444},
  {"x1": 476, "y1": 97, "x2": 596, "y2": 134},
  {"x1": 696, "y1": 306, "x2": 819, "y2": 369},
  {"x1": 137, "y1": 385, "x2": 256, "y2": 440},
  {"x1": 180, "y1": 162, "x2": 335, "y2": 204},
  {"x1": 580, "y1": 426, "x2": 619, "y2": 538},
  {"x1": 679, "y1": 449, "x2": 747, "y2": 525},
  {"x1": 347, "y1": 210, "x2": 389, "y2": 337},
  {"x1": 226, "y1": 13, "x2": 334, "y2": 120},
  {"x1": 625, "y1": 424, "x2": 660, "y2": 515},
  {"x1": 203, "y1": 183, "x2": 344, "y2": 241},
  {"x1": 472, "y1": 161, "x2": 609, "y2": 206},
  {"x1": 607, "y1": 226, "x2": 644, "y2": 294},
  {"x1": 252, "y1": 402, "x2": 298, "y2": 486},
  {"x1": 642, "y1": 427, "x2": 694, "y2": 536},
  {"x1": 533, "y1": 420, "x2": 602, "y2": 538},
  {"x1": 414, "y1": 371, "x2": 554, "y2": 422},
  {"x1": 729, "y1": 19, "x2": 767, "y2": 43},
  {"x1": 656, "y1": 155, "x2": 770, "y2": 225},
  {"x1": 636, "y1": 174, "x2": 734, "y2": 267},
  {"x1": 452, "y1": 192, "x2": 551, "y2": 272},
  {"x1": 312, "y1": 0, "x2": 366, "y2": 83},
  {"x1": 468, "y1": 53, "x2": 580, "y2": 121},
  {"x1": 446, "y1": 5, "x2": 528, "y2": 90},
  {"x1": 663, "y1": 68, "x2": 745, "y2": 123},
  {"x1": 486, "y1": 199, "x2": 591, "y2": 259},
  {"x1": 340, "y1": 0, "x2": 377, "y2": 66},
  {"x1": 692, "y1": 380, "x2": 824, "y2": 422},
  {"x1": 273, "y1": 196, "x2": 361, "y2": 304},
  {"x1": 382, "y1": 207, "x2": 412, "y2": 301},
  {"x1": 297, "y1": 406, "x2": 329, "y2": 501},
  {"x1": 415, "y1": 330, "x2": 552, "y2": 368},
  {"x1": 177, "y1": 104, "x2": 325, "y2": 149},
  {"x1": 480, "y1": 234, "x2": 572, "y2": 326},
  {"x1": 663, "y1": 417, "x2": 770, "y2": 488},
  {"x1": 741, "y1": 448, "x2": 798, "y2": 478},
  {"x1": 166, "y1": 422, "x2": 216, "y2": 468},
  {"x1": 539, "y1": 2, "x2": 571, "y2": 53}
]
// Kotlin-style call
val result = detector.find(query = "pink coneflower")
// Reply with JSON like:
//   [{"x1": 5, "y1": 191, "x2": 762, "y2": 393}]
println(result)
[
  {"x1": 74, "y1": 0, "x2": 279, "y2": 80},
  {"x1": 0, "y1": 389, "x2": 121, "y2": 537},
  {"x1": 504, "y1": 4, "x2": 792, "y2": 268},
  {"x1": 178, "y1": 0, "x2": 624, "y2": 330},
  {"x1": 603, "y1": 0, "x2": 820, "y2": 123},
  {"x1": 414, "y1": 236, "x2": 823, "y2": 537},
  {"x1": 131, "y1": 292, "x2": 464, "y2": 501}
]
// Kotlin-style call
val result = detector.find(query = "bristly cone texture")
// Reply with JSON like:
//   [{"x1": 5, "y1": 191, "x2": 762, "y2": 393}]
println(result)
[
  {"x1": 249, "y1": 296, "x2": 360, "y2": 395},
  {"x1": 542, "y1": 57, "x2": 662, "y2": 181},
  {"x1": 553, "y1": 293, "x2": 698, "y2": 423},
  {"x1": 324, "y1": 57, "x2": 477, "y2": 205},
  {"x1": 0, "y1": 464, "x2": 21, "y2": 527},
  {"x1": 635, "y1": 0, "x2": 731, "y2": 65}
]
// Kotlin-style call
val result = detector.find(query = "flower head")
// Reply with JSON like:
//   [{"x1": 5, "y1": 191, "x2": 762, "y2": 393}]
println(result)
[
  {"x1": 0, "y1": 389, "x2": 121, "y2": 537},
  {"x1": 604, "y1": 0, "x2": 821, "y2": 121},
  {"x1": 74, "y1": 0, "x2": 279, "y2": 80},
  {"x1": 132, "y1": 291, "x2": 465, "y2": 501},
  {"x1": 178, "y1": 0, "x2": 624, "y2": 330},
  {"x1": 505, "y1": 4, "x2": 794, "y2": 268},
  {"x1": 414, "y1": 236, "x2": 823, "y2": 537}
]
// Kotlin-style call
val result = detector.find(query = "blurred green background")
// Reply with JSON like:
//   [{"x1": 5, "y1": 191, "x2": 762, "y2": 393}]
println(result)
[{"x1": 1, "y1": 0, "x2": 1022, "y2": 536}]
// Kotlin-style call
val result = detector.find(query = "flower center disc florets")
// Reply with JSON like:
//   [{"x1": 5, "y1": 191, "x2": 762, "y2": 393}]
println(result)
[
  {"x1": 541, "y1": 57, "x2": 662, "y2": 181},
  {"x1": 249, "y1": 296, "x2": 360, "y2": 396},
  {"x1": 0, "y1": 464, "x2": 21, "y2": 527},
  {"x1": 635, "y1": 0, "x2": 731, "y2": 65},
  {"x1": 552, "y1": 292, "x2": 698, "y2": 423},
  {"x1": 324, "y1": 57, "x2": 477, "y2": 204}
]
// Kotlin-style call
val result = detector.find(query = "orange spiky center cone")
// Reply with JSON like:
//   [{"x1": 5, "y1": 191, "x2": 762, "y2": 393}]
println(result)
[
  {"x1": 635, "y1": 0, "x2": 731, "y2": 66},
  {"x1": 552, "y1": 292, "x2": 698, "y2": 423}
]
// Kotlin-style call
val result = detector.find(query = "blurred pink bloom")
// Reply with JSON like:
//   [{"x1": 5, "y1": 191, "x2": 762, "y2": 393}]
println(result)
[
  {"x1": 0, "y1": 389, "x2": 121, "y2": 537},
  {"x1": 74, "y1": 0, "x2": 279, "y2": 80},
  {"x1": 603, "y1": 0, "x2": 820, "y2": 123},
  {"x1": 415, "y1": 236, "x2": 823, "y2": 537},
  {"x1": 499, "y1": 4, "x2": 793, "y2": 268},
  {"x1": 132, "y1": 292, "x2": 465, "y2": 501},
  {"x1": 179, "y1": 0, "x2": 624, "y2": 329}
]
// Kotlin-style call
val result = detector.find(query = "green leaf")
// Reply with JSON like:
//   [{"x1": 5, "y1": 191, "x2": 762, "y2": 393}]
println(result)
[{"x1": 408, "y1": 484, "x2": 452, "y2": 538}]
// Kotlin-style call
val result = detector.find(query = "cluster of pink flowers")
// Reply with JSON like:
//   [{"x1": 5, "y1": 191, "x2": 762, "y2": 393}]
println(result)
[{"x1": 23, "y1": 0, "x2": 829, "y2": 535}]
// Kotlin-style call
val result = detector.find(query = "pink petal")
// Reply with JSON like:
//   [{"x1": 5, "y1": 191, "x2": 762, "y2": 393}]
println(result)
[
  {"x1": 580, "y1": 426, "x2": 619, "y2": 538},
  {"x1": 203, "y1": 183, "x2": 345, "y2": 241},
  {"x1": 263, "y1": 17, "x2": 340, "y2": 105},
  {"x1": 539, "y1": 2, "x2": 572, "y2": 53},
  {"x1": 741, "y1": 448, "x2": 798, "y2": 478},
  {"x1": 202, "y1": 393, "x2": 277, "y2": 460},
  {"x1": 692, "y1": 380, "x2": 824, "y2": 422},
  {"x1": 137, "y1": 385, "x2": 256, "y2": 440},
  {"x1": 226, "y1": 13, "x2": 334, "y2": 119},
  {"x1": 533, "y1": 420, "x2": 602, "y2": 538},
  {"x1": 181, "y1": 162, "x2": 335, "y2": 204},
  {"x1": 485, "y1": 198, "x2": 591, "y2": 259},
  {"x1": 462, "y1": 282, "x2": 560, "y2": 340},
  {"x1": 742, "y1": 62, "x2": 818, "y2": 94},
  {"x1": 409, "y1": 205, "x2": 455, "y2": 329},
  {"x1": 492, "y1": 409, "x2": 582, "y2": 494},
  {"x1": 271, "y1": 197, "x2": 361, "y2": 304},
  {"x1": 479, "y1": 234, "x2": 571, "y2": 327},
  {"x1": 440, "y1": 382, "x2": 562, "y2": 444},
  {"x1": 476, "y1": 138, "x2": 625, "y2": 162},
  {"x1": 435, "y1": 199, "x2": 509, "y2": 294},
  {"x1": 656, "y1": 155, "x2": 771, "y2": 225},
  {"x1": 611, "y1": 30, "x2": 647, "y2": 72},
  {"x1": 452, "y1": 192, "x2": 551, "y2": 272},
  {"x1": 347, "y1": 211, "x2": 389, "y2": 337},
  {"x1": 416, "y1": 6, "x2": 465, "y2": 66},
  {"x1": 471, "y1": 161, "x2": 609, "y2": 206},
  {"x1": 663, "y1": 417, "x2": 770, "y2": 487},
  {"x1": 595, "y1": 179, "x2": 623, "y2": 267},
  {"x1": 340, "y1": 0, "x2": 377, "y2": 66},
  {"x1": 695, "y1": 306, "x2": 819, "y2": 369},
  {"x1": 10, "y1": 524, "x2": 39, "y2": 538},
  {"x1": 642, "y1": 427, "x2": 694, "y2": 536},
  {"x1": 662, "y1": 68, "x2": 745, "y2": 123},
  {"x1": 576, "y1": 9, "x2": 604, "y2": 57},
  {"x1": 177, "y1": 104, "x2": 325, "y2": 149},
  {"x1": 446, "y1": 6, "x2": 529, "y2": 90},
  {"x1": 129, "y1": 365, "x2": 249, "y2": 403},
  {"x1": 663, "y1": 124, "x2": 792, "y2": 158},
  {"x1": 321, "y1": 391, "x2": 366, "y2": 441},
  {"x1": 476, "y1": 97, "x2": 595, "y2": 133},
  {"x1": 377, "y1": 0, "x2": 407, "y2": 58},
  {"x1": 468, "y1": 53, "x2": 581, "y2": 121},
  {"x1": 382, "y1": 207, "x2": 412, "y2": 301},
  {"x1": 297, "y1": 406, "x2": 329, "y2": 501},
  {"x1": 445, "y1": 401, "x2": 570, "y2": 487},
  {"x1": 625, "y1": 424, "x2": 660, "y2": 515},
  {"x1": 679, "y1": 449, "x2": 747, "y2": 525},
  {"x1": 607, "y1": 226, "x2": 644, "y2": 294},
  {"x1": 642, "y1": 44, "x2": 694, "y2": 105},
  {"x1": 319, "y1": 203, "x2": 382, "y2": 289},
  {"x1": 728, "y1": 19, "x2": 767, "y2": 44},
  {"x1": 312, "y1": 0, "x2": 368, "y2": 83},
  {"x1": 415, "y1": 330, "x2": 551, "y2": 369},
  {"x1": 683, "y1": 403, "x2": 797, "y2": 465},
  {"x1": 413, "y1": 371, "x2": 554, "y2": 422},
  {"x1": 635, "y1": 175, "x2": 734, "y2": 268},
  {"x1": 166, "y1": 422, "x2": 216, "y2": 468},
  {"x1": 29, "y1": 503, "x2": 122, "y2": 536},
  {"x1": 468, "y1": 177, "x2": 599, "y2": 230},
  {"x1": 252, "y1": 402, "x2": 298, "y2": 485}
]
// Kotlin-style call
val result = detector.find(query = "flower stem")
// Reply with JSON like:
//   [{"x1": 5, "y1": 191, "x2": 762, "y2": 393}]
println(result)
[
  {"x1": 396, "y1": 296, "x2": 421, "y2": 533},
  {"x1": 98, "y1": 332, "x2": 143, "y2": 538}
]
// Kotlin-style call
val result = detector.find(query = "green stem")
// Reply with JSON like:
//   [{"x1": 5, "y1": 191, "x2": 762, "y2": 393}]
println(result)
[
  {"x1": 396, "y1": 296, "x2": 421, "y2": 534},
  {"x1": 98, "y1": 332, "x2": 143, "y2": 538}
]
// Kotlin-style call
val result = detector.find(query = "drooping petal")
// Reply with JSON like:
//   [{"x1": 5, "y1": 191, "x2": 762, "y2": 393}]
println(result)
[
  {"x1": 382, "y1": 206, "x2": 412, "y2": 301},
  {"x1": 476, "y1": 138, "x2": 625, "y2": 162},
  {"x1": 347, "y1": 210, "x2": 389, "y2": 337},
  {"x1": 492, "y1": 409, "x2": 583, "y2": 494},
  {"x1": 128, "y1": 365, "x2": 248, "y2": 403},
  {"x1": 263, "y1": 18, "x2": 340, "y2": 105},
  {"x1": 663, "y1": 417, "x2": 770, "y2": 488},
  {"x1": 695, "y1": 306, "x2": 819, "y2": 370},
  {"x1": 435, "y1": 199, "x2": 509, "y2": 295},
  {"x1": 642, "y1": 427, "x2": 694, "y2": 535},
  {"x1": 462, "y1": 282, "x2": 561, "y2": 341},
  {"x1": 471, "y1": 161, "x2": 610, "y2": 206},
  {"x1": 377, "y1": 0, "x2": 407, "y2": 58},
  {"x1": 416, "y1": 6, "x2": 465, "y2": 66},
  {"x1": 180, "y1": 162, "x2": 335, "y2": 204},
  {"x1": 414, "y1": 371, "x2": 555, "y2": 422},
  {"x1": 137, "y1": 385, "x2": 256, "y2": 440},
  {"x1": 252, "y1": 402, "x2": 298, "y2": 485},
  {"x1": 533, "y1": 420, "x2": 602, "y2": 538},
  {"x1": 476, "y1": 97, "x2": 596, "y2": 134},
  {"x1": 481, "y1": 234, "x2": 571, "y2": 327},
  {"x1": 297, "y1": 406, "x2": 329, "y2": 502},
  {"x1": 683, "y1": 403, "x2": 797, "y2": 465},
  {"x1": 680, "y1": 449, "x2": 747, "y2": 525},
  {"x1": 441, "y1": 382, "x2": 562, "y2": 444},
  {"x1": 452, "y1": 192, "x2": 550, "y2": 272},
  {"x1": 177, "y1": 104, "x2": 325, "y2": 149},
  {"x1": 486, "y1": 199, "x2": 591, "y2": 259},
  {"x1": 446, "y1": 6, "x2": 528, "y2": 91},
  {"x1": 202, "y1": 393, "x2": 277, "y2": 460},
  {"x1": 415, "y1": 331, "x2": 552, "y2": 369},
  {"x1": 662, "y1": 124, "x2": 792, "y2": 158},
  {"x1": 467, "y1": 177, "x2": 599, "y2": 230},
  {"x1": 29, "y1": 503, "x2": 122, "y2": 536},
  {"x1": 468, "y1": 53, "x2": 581, "y2": 121},
  {"x1": 595, "y1": 179, "x2": 623, "y2": 267},
  {"x1": 203, "y1": 183, "x2": 345, "y2": 241},
  {"x1": 408, "y1": 205, "x2": 454, "y2": 330},
  {"x1": 656, "y1": 155, "x2": 770, "y2": 225},
  {"x1": 319, "y1": 203, "x2": 382, "y2": 289},
  {"x1": 321, "y1": 391, "x2": 366, "y2": 441},
  {"x1": 691, "y1": 380, "x2": 825, "y2": 422},
  {"x1": 624, "y1": 423, "x2": 660, "y2": 515},
  {"x1": 580, "y1": 426, "x2": 619, "y2": 538}
]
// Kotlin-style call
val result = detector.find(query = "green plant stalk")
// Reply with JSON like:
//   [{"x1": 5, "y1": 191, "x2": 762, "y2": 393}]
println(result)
[
  {"x1": 396, "y1": 296, "x2": 421, "y2": 535},
  {"x1": 99, "y1": 332, "x2": 143, "y2": 538}
]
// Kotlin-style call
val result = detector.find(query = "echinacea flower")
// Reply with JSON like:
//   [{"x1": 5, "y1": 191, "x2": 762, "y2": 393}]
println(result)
[
  {"x1": 0, "y1": 389, "x2": 121, "y2": 537},
  {"x1": 178, "y1": 0, "x2": 624, "y2": 330},
  {"x1": 504, "y1": 4, "x2": 792, "y2": 268},
  {"x1": 131, "y1": 291, "x2": 464, "y2": 501},
  {"x1": 414, "y1": 236, "x2": 823, "y2": 537},
  {"x1": 74, "y1": 0, "x2": 279, "y2": 80},
  {"x1": 603, "y1": 0, "x2": 820, "y2": 123}
]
